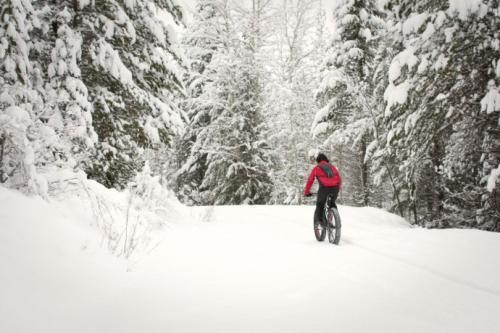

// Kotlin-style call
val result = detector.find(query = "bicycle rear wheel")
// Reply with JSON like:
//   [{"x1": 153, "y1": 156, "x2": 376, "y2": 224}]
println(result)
[
  {"x1": 313, "y1": 212, "x2": 326, "y2": 242},
  {"x1": 326, "y1": 207, "x2": 341, "y2": 245}
]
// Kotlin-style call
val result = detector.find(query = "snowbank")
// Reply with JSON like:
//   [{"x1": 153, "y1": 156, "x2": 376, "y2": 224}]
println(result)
[{"x1": 0, "y1": 186, "x2": 125, "y2": 332}]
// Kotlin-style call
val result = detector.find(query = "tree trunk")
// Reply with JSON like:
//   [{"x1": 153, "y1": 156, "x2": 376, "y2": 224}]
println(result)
[
  {"x1": 360, "y1": 136, "x2": 369, "y2": 206},
  {"x1": 0, "y1": 134, "x2": 5, "y2": 183},
  {"x1": 477, "y1": 112, "x2": 500, "y2": 230}
]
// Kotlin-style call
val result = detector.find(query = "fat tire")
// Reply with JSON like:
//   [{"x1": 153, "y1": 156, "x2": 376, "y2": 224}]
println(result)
[
  {"x1": 313, "y1": 212, "x2": 326, "y2": 242},
  {"x1": 324, "y1": 195, "x2": 341, "y2": 245},
  {"x1": 330, "y1": 207, "x2": 341, "y2": 245}
]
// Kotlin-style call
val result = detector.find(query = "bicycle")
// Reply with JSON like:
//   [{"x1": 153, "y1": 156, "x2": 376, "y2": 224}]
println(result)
[{"x1": 311, "y1": 193, "x2": 341, "y2": 245}]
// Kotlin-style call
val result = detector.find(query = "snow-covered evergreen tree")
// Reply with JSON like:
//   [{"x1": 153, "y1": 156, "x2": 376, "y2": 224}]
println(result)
[
  {"x1": 1, "y1": 0, "x2": 185, "y2": 197},
  {"x1": 380, "y1": 0, "x2": 499, "y2": 228},
  {"x1": 313, "y1": 0, "x2": 385, "y2": 206},
  {"x1": 200, "y1": 41, "x2": 273, "y2": 204},
  {"x1": 0, "y1": 0, "x2": 52, "y2": 195},
  {"x1": 175, "y1": 0, "x2": 273, "y2": 205},
  {"x1": 77, "y1": 0, "x2": 185, "y2": 189},
  {"x1": 174, "y1": 0, "x2": 226, "y2": 204},
  {"x1": 42, "y1": 4, "x2": 97, "y2": 170}
]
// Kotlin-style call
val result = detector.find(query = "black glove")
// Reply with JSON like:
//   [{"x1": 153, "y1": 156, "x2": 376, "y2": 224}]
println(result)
[{"x1": 305, "y1": 193, "x2": 312, "y2": 197}]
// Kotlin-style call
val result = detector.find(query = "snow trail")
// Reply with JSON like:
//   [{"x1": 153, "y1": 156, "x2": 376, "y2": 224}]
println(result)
[{"x1": 1, "y1": 189, "x2": 500, "y2": 333}]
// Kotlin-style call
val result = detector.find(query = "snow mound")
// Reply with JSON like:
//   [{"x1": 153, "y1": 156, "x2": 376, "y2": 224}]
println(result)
[{"x1": 342, "y1": 205, "x2": 410, "y2": 228}]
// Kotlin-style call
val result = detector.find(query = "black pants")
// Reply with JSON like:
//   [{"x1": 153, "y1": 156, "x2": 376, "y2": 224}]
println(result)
[{"x1": 315, "y1": 186, "x2": 339, "y2": 224}]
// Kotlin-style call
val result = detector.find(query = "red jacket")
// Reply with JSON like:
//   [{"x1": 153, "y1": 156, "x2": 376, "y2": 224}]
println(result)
[{"x1": 304, "y1": 161, "x2": 341, "y2": 196}]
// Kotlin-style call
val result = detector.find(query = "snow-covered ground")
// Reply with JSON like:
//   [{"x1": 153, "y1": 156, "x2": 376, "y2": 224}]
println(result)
[{"x1": 1, "y1": 186, "x2": 500, "y2": 333}]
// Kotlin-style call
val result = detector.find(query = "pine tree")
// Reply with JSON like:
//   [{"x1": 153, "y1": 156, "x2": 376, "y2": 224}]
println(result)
[
  {"x1": 42, "y1": 4, "x2": 97, "y2": 169},
  {"x1": 174, "y1": 0, "x2": 226, "y2": 204},
  {"x1": 176, "y1": 0, "x2": 273, "y2": 205},
  {"x1": 77, "y1": 0, "x2": 185, "y2": 189},
  {"x1": 0, "y1": 0, "x2": 49, "y2": 194},
  {"x1": 200, "y1": 42, "x2": 273, "y2": 204},
  {"x1": 380, "y1": 0, "x2": 499, "y2": 228},
  {"x1": 1, "y1": 0, "x2": 186, "y2": 196},
  {"x1": 313, "y1": 0, "x2": 385, "y2": 206}
]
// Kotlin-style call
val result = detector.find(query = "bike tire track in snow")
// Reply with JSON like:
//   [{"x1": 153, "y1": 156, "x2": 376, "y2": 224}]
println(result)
[{"x1": 347, "y1": 240, "x2": 500, "y2": 298}]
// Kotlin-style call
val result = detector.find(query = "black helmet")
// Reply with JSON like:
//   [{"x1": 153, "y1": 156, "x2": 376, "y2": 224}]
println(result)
[{"x1": 316, "y1": 153, "x2": 329, "y2": 163}]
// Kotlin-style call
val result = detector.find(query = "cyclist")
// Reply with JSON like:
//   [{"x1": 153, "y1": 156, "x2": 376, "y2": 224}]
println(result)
[{"x1": 304, "y1": 152, "x2": 341, "y2": 227}]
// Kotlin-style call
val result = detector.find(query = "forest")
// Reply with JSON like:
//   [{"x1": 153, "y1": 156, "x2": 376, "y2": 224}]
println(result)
[{"x1": 0, "y1": 0, "x2": 499, "y2": 230}]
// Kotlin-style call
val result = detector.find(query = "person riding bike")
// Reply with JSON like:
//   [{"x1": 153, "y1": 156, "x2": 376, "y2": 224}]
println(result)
[{"x1": 304, "y1": 152, "x2": 341, "y2": 227}]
